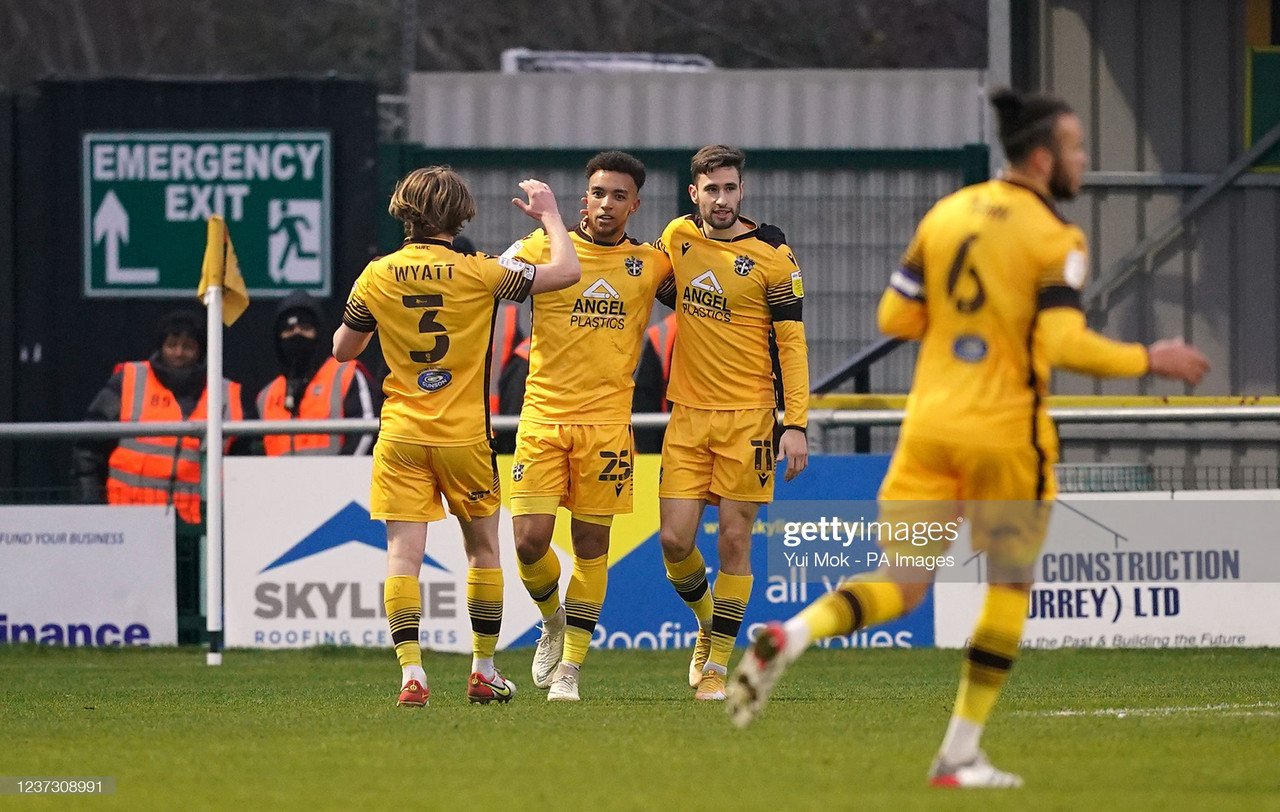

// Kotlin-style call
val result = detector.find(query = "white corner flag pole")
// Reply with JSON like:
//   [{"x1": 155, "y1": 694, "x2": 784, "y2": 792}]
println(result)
[{"x1": 204, "y1": 284, "x2": 225, "y2": 666}]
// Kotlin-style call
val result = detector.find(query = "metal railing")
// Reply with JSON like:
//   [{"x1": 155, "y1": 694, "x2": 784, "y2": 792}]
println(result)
[{"x1": 5, "y1": 404, "x2": 1280, "y2": 453}]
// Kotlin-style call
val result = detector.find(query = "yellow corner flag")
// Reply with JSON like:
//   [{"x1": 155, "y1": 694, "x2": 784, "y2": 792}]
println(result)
[{"x1": 197, "y1": 215, "x2": 251, "y2": 326}]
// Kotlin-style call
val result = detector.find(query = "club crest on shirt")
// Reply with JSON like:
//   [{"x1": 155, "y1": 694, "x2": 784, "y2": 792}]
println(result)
[
  {"x1": 625, "y1": 256, "x2": 643, "y2": 277},
  {"x1": 734, "y1": 255, "x2": 755, "y2": 276}
]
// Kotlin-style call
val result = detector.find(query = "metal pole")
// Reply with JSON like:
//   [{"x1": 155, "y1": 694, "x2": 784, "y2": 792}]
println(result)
[
  {"x1": 986, "y1": 0, "x2": 1012, "y2": 178},
  {"x1": 203, "y1": 286, "x2": 224, "y2": 667}
]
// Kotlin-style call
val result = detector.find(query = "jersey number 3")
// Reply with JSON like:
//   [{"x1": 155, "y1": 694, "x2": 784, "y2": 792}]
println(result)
[
  {"x1": 401, "y1": 294, "x2": 450, "y2": 363},
  {"x1": 946, "y1": 234, "x2": 986, "y2": 314}
]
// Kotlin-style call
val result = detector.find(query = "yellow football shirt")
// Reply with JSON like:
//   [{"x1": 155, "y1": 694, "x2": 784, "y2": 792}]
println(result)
[
  {"x1": 342, "y1": 238, "x2": 534, "y2": 446},
  {"x1": 884, "y1": 178, "x2": 1146, "y2": 449},
  {"x1": 656, "y1": 215, "x2": 805, "y2": 411},
  {"x1": 509, "y1": 226, "x2": 674, "y2": 424}
]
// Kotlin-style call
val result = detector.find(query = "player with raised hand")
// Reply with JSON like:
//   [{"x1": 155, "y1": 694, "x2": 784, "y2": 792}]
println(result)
[
  {"x1": 505, "y1": 151, "x2": 674, "y2": 701},
  {"x1": 727, "y1": 88, "x2": 1208, "y2": 787},
  {"x1": 333, "y1": 167, "x2": 580, "y2": 708}
]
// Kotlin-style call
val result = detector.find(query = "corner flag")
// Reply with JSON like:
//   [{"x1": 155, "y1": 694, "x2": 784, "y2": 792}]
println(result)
[{"x1": 197, "y1": 215, "x2": 250, "y2": 325}]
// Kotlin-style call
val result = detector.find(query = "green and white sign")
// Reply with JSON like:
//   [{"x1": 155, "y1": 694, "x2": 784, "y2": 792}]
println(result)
[{"x1": 82, "y1": 131, "x2": 332, "y2": 298}]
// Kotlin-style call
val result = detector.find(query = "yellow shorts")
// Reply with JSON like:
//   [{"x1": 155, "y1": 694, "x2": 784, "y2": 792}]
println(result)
[
  {"x1": 510, "y1": 421, "x2": 634, "y2": 516},
  {"x1": 878, "y1": 434, "x2": 1056, "y2": 568},
  {"x1": 659, "y1": 405, "x2": 776, "y2": 504},
  {"x1": 370, "y1": 438, "x2": 500, "y2": 523}
]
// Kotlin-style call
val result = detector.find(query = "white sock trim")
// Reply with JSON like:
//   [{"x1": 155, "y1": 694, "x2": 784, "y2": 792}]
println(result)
[
  {"x1": 782, "y1": 616, "x2": 813, "y2": 660},
  {"x1": 939, "y1": 716, "x2": 983, "y2": 764},
  {"x1": 472, "y1": 657, "x2": 496, "y2": 679}
]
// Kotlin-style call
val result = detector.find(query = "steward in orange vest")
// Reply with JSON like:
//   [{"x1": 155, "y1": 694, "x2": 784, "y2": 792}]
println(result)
[
  {"x1": 72, "y1": 310, "x2": 253, "y2": 525},
  {"x1": 257, "y1": 291, "x2": 377, "y2": 456},
  {"x1": 490, "y1": 303, "x2": 527, "y2": 453}
]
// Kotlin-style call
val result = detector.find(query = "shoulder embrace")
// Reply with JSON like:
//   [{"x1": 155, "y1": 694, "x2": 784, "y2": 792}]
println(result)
[{"x1": 755, "y1": 222, "x2": 788, "y2": 249}]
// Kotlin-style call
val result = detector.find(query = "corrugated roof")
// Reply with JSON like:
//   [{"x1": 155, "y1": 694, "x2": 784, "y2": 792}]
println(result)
[{"x1": 407, "y1": 69, "x2": 983, "y2": 149}]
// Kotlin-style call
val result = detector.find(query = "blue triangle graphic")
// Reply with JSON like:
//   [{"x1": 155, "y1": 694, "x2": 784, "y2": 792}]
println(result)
[{"x1": 259, "y1": 501, "x2": 448, "y2": 574}]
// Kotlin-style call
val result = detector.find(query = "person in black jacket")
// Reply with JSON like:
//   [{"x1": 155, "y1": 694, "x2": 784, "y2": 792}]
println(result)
[
  {"x1": 256, "y1": 291, "x2": 378, "y2": 456},
  {"x1": 71, "y1": 310, "x2": 256, "y2": 520}
]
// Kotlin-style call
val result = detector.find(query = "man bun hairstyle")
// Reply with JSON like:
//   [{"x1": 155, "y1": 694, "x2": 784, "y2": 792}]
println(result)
[
  {"x1": 990, "y1": 87, "x2": 1074, "y2": 164},
  {"x1": 690, "y1": 144, "x2": 746, "y2": 182},
  {"x1": 389, "y1": 166, "x2": 477, "y2": 239},
  {"x1": 586, "y1": 150, "x2": 647, "y2": 191}
]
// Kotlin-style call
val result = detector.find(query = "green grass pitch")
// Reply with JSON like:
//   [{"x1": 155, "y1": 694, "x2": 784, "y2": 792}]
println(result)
[{"x1": 2, "y1": 646, "x2": 1276, "y2": 809}]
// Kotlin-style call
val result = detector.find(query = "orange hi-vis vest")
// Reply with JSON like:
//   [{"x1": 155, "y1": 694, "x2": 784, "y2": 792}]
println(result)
[
  {"x1": 106, "y1": 360, "x2": 243, "y2": 524},
  {"x1": 256, "y1": 357, "x2": 359, "y2": 456},
  {"x1": 644, "y1": 315, "x2": 678, "y2": 412},
  {"x1": 489, "y1": 304, "x2": 521, "y2": 412}
]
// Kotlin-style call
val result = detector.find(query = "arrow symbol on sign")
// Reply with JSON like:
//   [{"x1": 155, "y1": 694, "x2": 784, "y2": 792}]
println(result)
[{"x1": 94, "y1": 190, "x2": 159, "y2": 285}]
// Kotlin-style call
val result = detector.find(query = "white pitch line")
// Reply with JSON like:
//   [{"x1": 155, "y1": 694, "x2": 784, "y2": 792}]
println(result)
[{"x1": 1019, "y1": 701, "x2": 1280, "y2": 718}]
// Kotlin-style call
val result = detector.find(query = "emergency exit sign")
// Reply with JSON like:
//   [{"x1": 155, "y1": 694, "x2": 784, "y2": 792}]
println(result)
[{"x1": 81, "y1": 131, "x2": 332, "y2": 298}]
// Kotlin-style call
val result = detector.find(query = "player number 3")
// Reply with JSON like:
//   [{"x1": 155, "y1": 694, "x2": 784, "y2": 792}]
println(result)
[{"x1": 401, "y1": 294, "x2": 450, "y2": 363}]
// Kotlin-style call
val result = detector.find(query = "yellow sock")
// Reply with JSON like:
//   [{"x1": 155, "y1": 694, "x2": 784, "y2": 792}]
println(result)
[
  {"x1": 797, "y1": 575, "x2": 907, "y2": 640},
  {"x1": 384, "y1": 575, "x2": 422, "y2": 669},
  {"x1": 563, "y1": 553, "x2": 608, "y2": 666},
  {"x1": 707, "y1": 572, "x2": 753, "y2": 670},
  {"x1": 954, "y1": 585, "x2": 1028, "y2": 724},
  {"x1": 517, "y1": 548, "x2": 562, "y2": 621},
  {"x1": 467, "y1": 567, "x2": 504, "y2": 660},
  {"x1": 664, "y1": 548, "x2": 714, "y2": 626}
]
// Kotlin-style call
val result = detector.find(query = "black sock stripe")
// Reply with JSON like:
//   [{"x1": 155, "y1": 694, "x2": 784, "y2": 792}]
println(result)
[
  {"x1": 710, "y1": 615, "x2": 744, "y2": 638},
  {"x1": 471, "y1": 618, "x2": 502, "y2": 636},
  {"x1": 566, "y1": 615, "x2": 597, "y2": 632},
  {"x1": 714, "y1": 598, "x2": 748, "y2": 615},
  {"x1": 672, "y1": 579, "x2": 708, "y2": 602},
  {"x1": 837, "y1": 588, "x2": 865, "y2": 630},
  {"x1": 530, "y1": 583, "x2": 558, "y2": 603},
  {"x1": 391, "y1": 627, "x2": 418, "y2": 645},
  {"x1": 966, "y1": 645, "x2": 1014, "y2": 671}
]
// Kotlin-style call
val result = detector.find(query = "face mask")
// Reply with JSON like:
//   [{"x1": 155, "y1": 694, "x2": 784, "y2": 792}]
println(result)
[{"x1": 280, "y1": 334, "x2": 317, "y2": 374}]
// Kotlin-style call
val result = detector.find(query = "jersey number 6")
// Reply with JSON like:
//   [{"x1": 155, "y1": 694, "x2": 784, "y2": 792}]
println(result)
[
  {"x1": 946, "y1": 234, "x2": 986, "y2": 314},
  {"x1": 401, "y1": 294, "x2": 450, "y2": 363}
]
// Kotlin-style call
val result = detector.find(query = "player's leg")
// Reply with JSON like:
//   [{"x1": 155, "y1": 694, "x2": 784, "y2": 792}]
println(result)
[
  {"x1": 697, "y1": 408, "x2": 775, "y2": 701},
  {"x1": 435, "y1": 442, "x2": 516, "y2": 704},
  {"x1": 547, "y1": 423, "x2": 630, "y2": 700},
  {"x1": 659, "y1": 496, "x2": 711, "y2": 685},
  {"x1": 929, "y1": 444, "x2": 1052, "y2": 788},
  {"x1": 544, "y1": 517, "x2": 610, "y2": 701},
  {"x1": 658, "y1": 405, "x2": 715, "y2": 686},
  {"x1": 696, "y1": 496, "x2": 759, "y2": 701},
  {"x1": 511, "y1": 422, "x2": 571, "y2": 688},
  {"x1": 728, "y1": 435, "x2": 953, "y2": 725},
  {"x1": 370, "y1": 439, "x2": 446, "y2": 707}
]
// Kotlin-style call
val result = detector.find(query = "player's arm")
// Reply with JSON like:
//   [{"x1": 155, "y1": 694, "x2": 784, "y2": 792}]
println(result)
[
  {"x1": 1033, "y1": 239, "x2": 1152, "y2": 378},
  {"x1": 511, "y1": 179, "x2": 581, "y2": 294},
  {"x1": 334, "y1": 272, "x2": 377, "y2": 361},
  {"x1": 880, "y1": 220, "x2": 929, "y2": 340},
  {"x1": 767, "y1": 248, "x2": 810, "y2": 481},
  {"x1": 877, "y1": 265, "x2": 927, "y2": 340},
  {"x1": 654, "y1": 251, "x2": 676, "y2": 309},
  {"x1": 1035, "y1": 289, "x2": 1147, "y2": 377}
]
